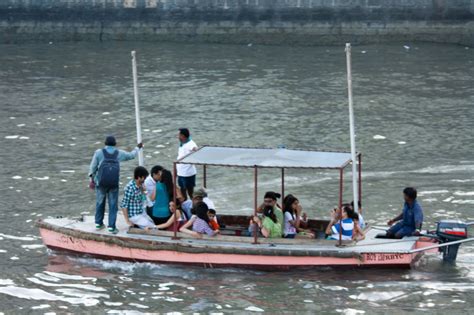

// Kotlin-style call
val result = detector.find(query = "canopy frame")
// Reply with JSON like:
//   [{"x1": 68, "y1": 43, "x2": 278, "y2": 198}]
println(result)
[{"x1": 172, "y1": 145, "x2": 362, "y2": 245}]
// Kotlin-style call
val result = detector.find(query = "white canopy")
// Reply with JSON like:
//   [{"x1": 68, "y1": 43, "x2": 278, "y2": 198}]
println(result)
[{"x1": 177, "y1": 146, "x2": 353, "y2": 169}]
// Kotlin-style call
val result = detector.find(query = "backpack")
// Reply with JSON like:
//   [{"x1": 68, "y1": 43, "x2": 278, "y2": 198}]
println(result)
[{"x1": 97, "y1": 149, "x2": 120, "y2": 189}]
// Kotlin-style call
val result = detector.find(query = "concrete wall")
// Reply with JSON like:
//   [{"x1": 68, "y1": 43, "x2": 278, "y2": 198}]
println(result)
[{"x1": 0, "y1": 0, "x2": 473, "y2": 45}]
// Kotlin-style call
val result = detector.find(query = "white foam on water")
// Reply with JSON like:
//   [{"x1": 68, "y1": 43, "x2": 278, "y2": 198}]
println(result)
[
  {"x1": 25, "y1": 219, "x2": 32, "y2": 223},
  {"x1": 5, "y1": 135, "x2": 19, "y2": 139},
  {"x1": 0, "y1": 233, "x2": 35, "y2": 241},
  {"x1": 443, "y1": 196, "x2": 455, "y2": 202},
  {"x1": 451, "y1": 200, "x2": 474, "y2": 204},
  {"x1": 34, "y1": 176, "x2": 50, "y2": 181},
  {"x1": 55, "y1": 288, "x2": 109, "y2": 299},
  {"x1": 0, "y1": 279, "x2": 14, "y2": 285},
  {"x1": 452, "y1": 300, "x2": 465, "y2": 303},
  {"x1": 418, "y1": 190, "x2": 449, "y2": 196},
  {"x1": 31, "y1": 304, "x2": 50, "y2": 310},
  {"x1": 421, "y1": 282, "x2": 474, "y2": 292},
  {"x1": 19, "y1": 136, "x2": 29, "y2": 140},
  {"x1": 451, "y1": 179, "x2": 473, "y2": 183},
  {"x1": 11, "y1": 176, "x2": 22, "y2": 179},
  {"x1": 323, "y1": 285, "x2": 348, "y2": 291},
  {"x1": 107, "y1": 311, "x2": 145, "y2": 314},
  {"x1": 152, "y1": 129, "x2": 162, "y2": 133},
  {"x1": 104, "y1": 302, "x2": 123, "y2": 306},
  {"x1": 17, "y1": 124, "x2": 25, "y2": 127},
  {"x1": 22, "y1": 244, "x2": 44, "y2": 249},
  {"x1": 415, "y1": 164, "x2": 474, "y2": 174},
  {"x1": 245, "y1": 306, "x2": 264, "y2": 312},
  {"x1": 9, "y1": 117, "x2": 15, "y2": 119},
  {"x1": 0, "y1": 249, "x2": 6, "y2": 252},
  {"x1": 165, "y1": 297, "x2": 183, "y2": 302},
  {"x1": 336, "y1": 309, "x2": 366, "y2": 315},
  {"x1": 155, "y1": 144, "x2": 165, "y2": 148},
  {"x1": 373, "y1": 135, "x2": 386, "y2": 140},
  {"x1": 453, "y1": 191, "x2": 474, "y2": 196},
  {"x1": 34, "y1": 273, "x2": 60, "y2": 282},
  {"x1": 186, "y1": 286, "x2": 195, "y2": 291},
  {"x1": 10, "y1": 256, "x2": 19, "y2": 260},
  {"x1": 119, "y1": 276, "x2": 133, "y2": 282},
  {"x1": 43, "y1": 271, "x2": 96, "y2": 281},
  {"x1": 349, "y1": 291, "x2": 405, "y2": 302},
  {"x1": 60, "y1": 170, "x2": 75, "y2": 173},
  {"x1": 303, "y1": 300, "x2": 313, "y2": 303},
  {"x1": 61, "y1": 179, "x2": 67, "y2": 182},
  {"x1": 27, "y1": 277, "x2": 105, "y2": 292},
  {"x1": 0, "y1": 286, "x2": 100, "y2": 306},
  {"x1": 129, "y1": 303, "x2": 149, "y2": 309},
  {"x1": 102, "y1": 112, "x2": 110, "y2": 115}
]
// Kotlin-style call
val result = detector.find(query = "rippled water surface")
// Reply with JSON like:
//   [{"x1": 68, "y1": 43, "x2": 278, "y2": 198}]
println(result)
[{"x1": 0, "y1": 42, "x2": 473, "y2": 313}]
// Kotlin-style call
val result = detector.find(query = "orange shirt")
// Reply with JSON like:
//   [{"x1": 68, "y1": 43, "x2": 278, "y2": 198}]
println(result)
[{"x1": 209, "y1": 219, "x2": 220, "y2": 231}]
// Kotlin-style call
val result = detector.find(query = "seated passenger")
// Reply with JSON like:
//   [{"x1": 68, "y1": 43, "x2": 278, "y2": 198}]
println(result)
[
  {"x1": 325, "y1": 205, "x2": 354, "y2": 241},
  {"x1": 192, "y1": 202, "x2": 219, "y2": 237},
  {"x1": 350, "y1": 200, "x2": 366, "y2": 229},
  {"x1": 282, "y1": 194, "x2": 314, "y2": 239},
  {"x1": 257, "y1": 191, "x2": 284, "y2": 236},
  {"x1": 181, "y1": 188, "x2": 215, "y2": 220},
  {"x1": 208, "y1": 209, "x2": 220, "y2": 230},
  {"x1": 252, "y1": 206, "x2": 282, "y2": 238},
  {"x1": 150, "y1": 201, "x2": 187, "y2": 232},
  {"x1": 149, "y1": 169, "x2": 174, "y2": 225},
  {"x1": 178, "y1": 207, "x2": 200, "y2": 238},
  {"x1": 386, "y1": 187, "x2": 423, "y2": 239}
]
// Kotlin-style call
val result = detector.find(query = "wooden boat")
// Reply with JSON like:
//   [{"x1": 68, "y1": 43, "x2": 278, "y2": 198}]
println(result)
[{"x1": 37, "y1": 146, "x2": 472, "y2": 269}]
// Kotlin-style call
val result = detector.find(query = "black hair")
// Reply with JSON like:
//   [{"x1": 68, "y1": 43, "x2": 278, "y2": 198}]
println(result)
[
  {"x1": 195, "y1": 201, "x2": 210, "y2": 223},
  {"x1": 179, "y1": 128, "x2": 190, "y2": 138},
  {"x1": 208, "y1": 209, "x2": 216, "y2": 215},
  {"x1": 283, "y1": 194, "x2": 298, "y2": 216},
  {"x1": 134, "y1": 166, "x2": 149, "y2": 179},
  {"x1": 350, "y1": 200, "x2": 362, "y2": 209},
  {"x1": 104, "y1": 135, "x2": 116, "y2": 146},
  {"x1": 343, "y1": 205, "x2": 359, "y2": 221},
  {"x1": 150, "y1": 165, "x2": 164, "y2": 176},
  {"x1": 160, "y1": 169, "x2": 174, "y2": 201},
  {"x1": 263, "y1": 205, "x2": 278, "y2": 223},
  {"x1": 264, "y1": 191, "x2": 281, "y2": 201},
  {"x1": 403, "y1": 187, "x2": 417, "y2": 200}
]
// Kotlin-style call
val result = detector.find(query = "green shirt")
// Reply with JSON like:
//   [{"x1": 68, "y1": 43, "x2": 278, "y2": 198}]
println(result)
[
  {"x1": 262, "y1": 217, "x2": 282, "y2": 238},
  {"x1": 273, "y1": 206, "x2": 284, "y2": 236}
]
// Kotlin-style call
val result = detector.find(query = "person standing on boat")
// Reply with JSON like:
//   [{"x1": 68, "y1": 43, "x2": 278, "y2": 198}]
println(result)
[
  {"x1": 177, "y1": 128, "x2": 198, "y2": 200},
  {"x1": 89, "y1": 135, "x2": 143, "y2": 233},
  {"x1": 144, "y1": 165, "x2": 164, "y2": 217},
  {"x1": 121, "y1": 166, "x2": 156, "y2": 230},
  {"x1": 386, "y1": 187, "x2": 423, "y2": 239}
]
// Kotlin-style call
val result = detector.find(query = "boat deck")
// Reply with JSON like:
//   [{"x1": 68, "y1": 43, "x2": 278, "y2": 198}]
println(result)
[{"x1": 42, "y1": 214, "x2": 420, "y2": 255}]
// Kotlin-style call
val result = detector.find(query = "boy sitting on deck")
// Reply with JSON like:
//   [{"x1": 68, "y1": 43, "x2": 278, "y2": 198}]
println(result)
[{"x1": 121, "y1": 166, "x2": 156, "y2": 231}]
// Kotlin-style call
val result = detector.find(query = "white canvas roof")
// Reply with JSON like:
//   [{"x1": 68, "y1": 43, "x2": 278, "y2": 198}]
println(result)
[{"x1": 177, "y1": 146, "x2": 353, "y2": 169}]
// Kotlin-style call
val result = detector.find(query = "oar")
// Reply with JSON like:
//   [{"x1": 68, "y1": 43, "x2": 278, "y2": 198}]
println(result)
[{"x1": 131, "y1": 50, "x2": 145, "y2": 166}]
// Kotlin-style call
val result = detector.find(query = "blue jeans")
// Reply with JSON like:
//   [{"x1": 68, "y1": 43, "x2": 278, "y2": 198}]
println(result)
[
  {"x1": 95, "y1": 186, "x2": 119, "y2": 229},
  {"x1": 387, "y1": 222, "x2": 415, "y2": 239}
]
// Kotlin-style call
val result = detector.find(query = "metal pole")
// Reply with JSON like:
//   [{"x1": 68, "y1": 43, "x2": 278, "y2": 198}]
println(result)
[
  {"x1": 203, "y1": 165, "x2": 207, "y2": 188},
  {"x1": 345, "y1": 43, "x2": 359, "y2": 213},
  {"x1": 131, "y1": 51, "x2": 144, "y2": 166},
  {"x1": 253, "y1": 166, "x2": 258, "y2": 245},
  {"x1": 172, "y1": 162, "x2": 178, "y2": 239},
  {"x1": 358, "y1": 153, "x2": 362, "y2": 214},
  {"x1": 281, "y1": 168, "x2": 285, "y2": 202},
  {"x1": 338, "y1": 168, "x2": 344, "y2": 246}
]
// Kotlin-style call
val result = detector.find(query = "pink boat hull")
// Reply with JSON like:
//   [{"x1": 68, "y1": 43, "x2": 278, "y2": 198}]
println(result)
[{"x1": 39, "y1": 227, "x2": 428, "y2": 269}]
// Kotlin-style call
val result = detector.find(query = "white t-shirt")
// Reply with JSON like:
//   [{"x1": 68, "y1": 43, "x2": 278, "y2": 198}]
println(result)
[
  {"x1": 177, "y1": 139, "x2": 198, "y2": 177},
  {"x1": 144, "y1": 175, "x2": 156, "y2": 208},
  {"x1": 284, "y1": 212, "x2": 297, "y2": 236}
]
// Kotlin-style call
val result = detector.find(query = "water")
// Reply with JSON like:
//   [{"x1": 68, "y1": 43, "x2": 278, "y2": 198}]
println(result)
[{"x1": 0, "y1": 41, "x2": 473, "y2": 313}]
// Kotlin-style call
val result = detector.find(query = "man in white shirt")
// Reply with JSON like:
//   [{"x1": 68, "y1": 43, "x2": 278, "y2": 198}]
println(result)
[
  {"x1": 177, "y1": 128, "x2": 198, "y2": 200},
  {"x1": 144, "y1": 165, "x2": 163, "y2": 217}
]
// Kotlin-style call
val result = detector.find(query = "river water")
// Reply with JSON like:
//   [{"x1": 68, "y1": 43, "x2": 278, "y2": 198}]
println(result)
[{"x1": 0, "y1": 41, "x2": 473, "y2": 314}]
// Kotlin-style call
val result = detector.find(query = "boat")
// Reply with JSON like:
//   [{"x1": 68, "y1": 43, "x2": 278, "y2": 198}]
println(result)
[
  {"x1": 37, "y1": 145, "x2": 473, "y2": 269},
  {"x1": 37, "y1": 44, "x2": 473, "y2": 269}
]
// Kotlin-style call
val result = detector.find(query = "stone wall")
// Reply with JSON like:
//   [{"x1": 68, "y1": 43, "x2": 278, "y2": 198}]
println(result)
[{"x1": 0, "y1": 0, "x2": 473, "y2": 45}]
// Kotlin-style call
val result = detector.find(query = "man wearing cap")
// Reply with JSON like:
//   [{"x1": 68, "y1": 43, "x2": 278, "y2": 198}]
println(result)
[
  {"x1": 89, "y1": 135, "x2": 143, "y2": 233},
  {"x1": 177, "y1": 128, "x2": 198, "y2": 200},
  {"x1": 181, "y1": 188, "x2": 215, "y2": 220}
]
